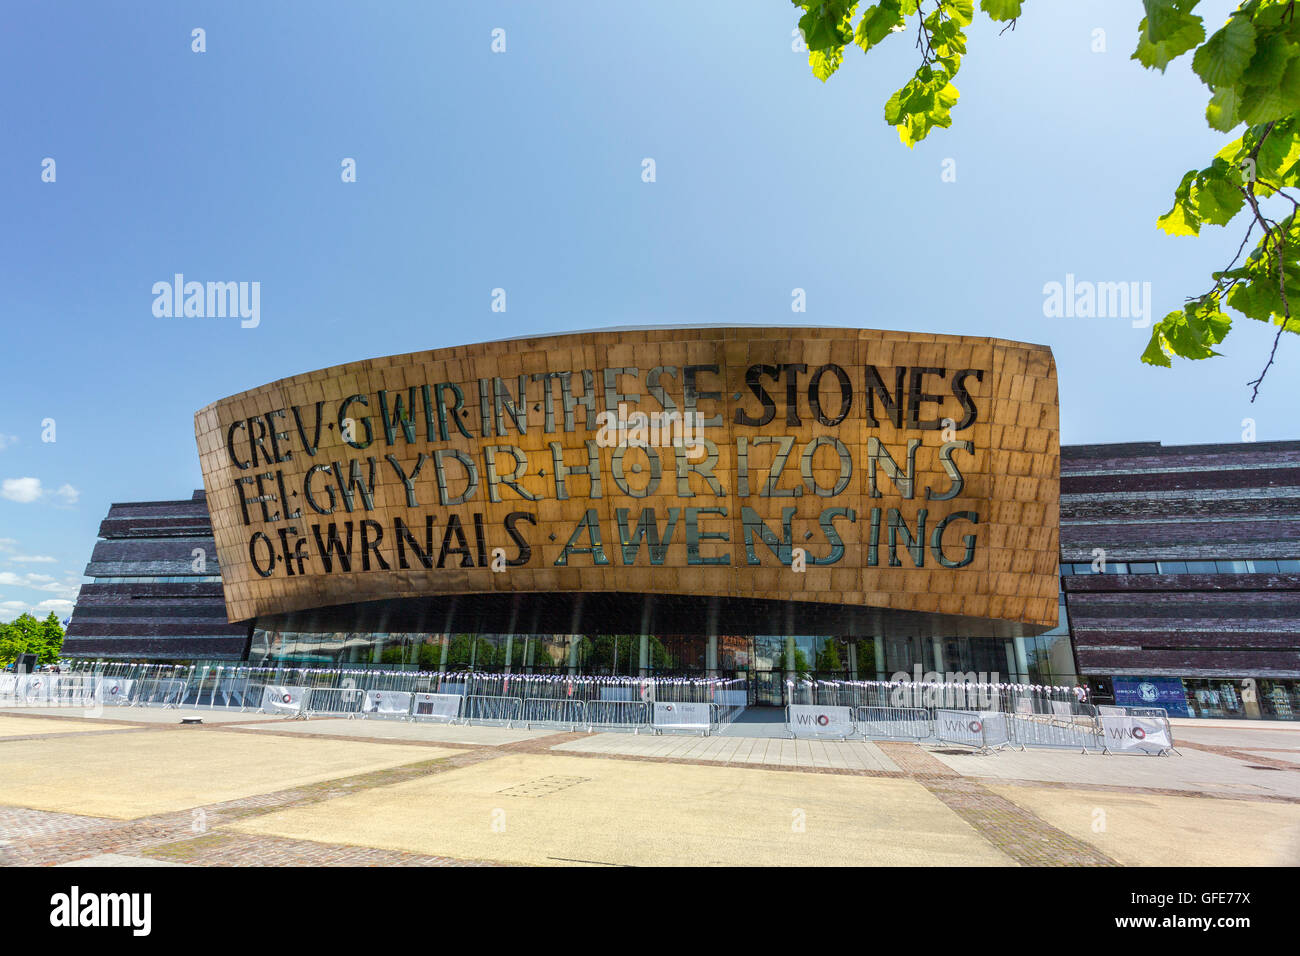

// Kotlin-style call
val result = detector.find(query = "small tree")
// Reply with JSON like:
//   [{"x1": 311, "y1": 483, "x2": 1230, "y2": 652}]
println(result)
[
  {"x1": 37, "y1": 613, "x2": 65, "y2": 663},
  {"x1": 0, "y1": 613, "x2": 62, "y2": 666}
]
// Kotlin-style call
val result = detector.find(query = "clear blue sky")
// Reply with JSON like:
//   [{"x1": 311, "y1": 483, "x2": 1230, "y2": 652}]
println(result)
[{"x1": 0, "y1": 1, "x2": 1283, "y2": 618}]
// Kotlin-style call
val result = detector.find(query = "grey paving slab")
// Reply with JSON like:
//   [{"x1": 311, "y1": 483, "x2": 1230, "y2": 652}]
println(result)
[{"x1": 923, "y1": 744, "x2": 1300, "y2": 798}]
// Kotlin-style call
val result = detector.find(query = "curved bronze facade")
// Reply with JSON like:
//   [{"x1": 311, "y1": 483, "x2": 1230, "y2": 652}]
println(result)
[{"x1": 195, "y1": 326, "x2": 1059, "y2": 635}]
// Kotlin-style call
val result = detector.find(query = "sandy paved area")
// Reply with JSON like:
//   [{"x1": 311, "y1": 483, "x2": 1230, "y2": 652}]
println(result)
[
  {"x1": 988, "y1": 784, "x2": 1300, "y2": 866},
  {"x1": 554, "y1": 732, "x2": 902, "y2": 771},
  {"x1": 0, "y1": 727, "x2": 453, "y2": 819},
  {"x1": 925, "y1": 744, "x2": 1300, "y2": 798},
  {"x1": 0, "y1": 707, "x2": 274, "y2": 725},
  {"x1": 228, "y1": 752, "x2": 1013, "y2": 866},
  {"x1": 0, "y1": 715, "x2": 127, "y2": 737},
  {"x1": 0, "y1": 710, "x2": 1296, "y2": 867}
]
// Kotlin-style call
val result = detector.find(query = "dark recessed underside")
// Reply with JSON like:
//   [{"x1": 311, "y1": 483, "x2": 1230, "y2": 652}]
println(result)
[{"x1": 255, "y1": 590, "x2": 1050, "y2": 639}]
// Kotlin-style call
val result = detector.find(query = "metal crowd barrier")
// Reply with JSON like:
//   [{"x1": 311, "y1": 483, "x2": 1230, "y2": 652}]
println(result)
[
  {"x1": 789, "y1": 678, "x2": 1087, "y2": 716},
  {"x1": 933, "y1": 709, "x2": 1013, "y2": 752},
  {"x1": 785, "y1": 703, "x2": 855, "y2": 739},
  {"x1": 1005, "y1": 712, "x2": 1105, "y2": 752},
  {"x1": 1096, "y1": 706, "x2": 1177, "y2": 755},
  {"x1": 303, "y1": 686, "x2": 366, "y2": 717},
  {"x1": 0, "y1": 675, "x2": 101, "y2": 709},
  {"x1": 461, "y1": 694, "x2": 523, "y2": 726},
  {"x1": 854, "y1": 706, "x2": 931, "y2": 740},
  {"x1": 258, "y1": 685, "x2": 309, "y2": 717},
  {"x1": 360, "y1": 689, "x2": 413, "y2": 719},
  {"x1": 651, "y1": 701, "x2": 714, "y2": 735},
  {"x1": 132, "y1": 678, "x2": 187, "y2": 709},
  {"x1": 411, "y1": 692, "x2": 462, "y2": 722},
  {"x1": 522, "y1": 697, "x2": 586, "y2": 730},
  {"x1": 585, "y1": 700, "x2": 648, "y2": 733}
]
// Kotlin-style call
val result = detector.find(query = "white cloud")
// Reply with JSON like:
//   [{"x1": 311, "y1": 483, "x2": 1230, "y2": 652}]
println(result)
[
  {"x1": 0, "y1": 571, "x2": 78, "y2": 598},
  {"x1": 0, "y1": 478, "x2": 80, "y2": 507},
  {"x1": 0, "y1": 538, "x2": 57, "y2": 563},
  {"x1": 2, "y1": 477, "x2": 44, "y2": 503},
  {"x1": 0, "y1": 596, "x2": 75, "y2": 619},
  {"x1": 0, "y1": 435, "x2": 17, "y2": 451}
]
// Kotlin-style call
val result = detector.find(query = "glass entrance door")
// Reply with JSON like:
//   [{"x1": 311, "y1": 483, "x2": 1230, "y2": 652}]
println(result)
[{"x1": 753, "y1": 670, "x2": 784, "y2": 707}]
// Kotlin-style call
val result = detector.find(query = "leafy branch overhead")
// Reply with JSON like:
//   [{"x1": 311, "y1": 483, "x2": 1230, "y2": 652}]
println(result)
[{"x1": 793, "y1": 0, "x2": 1300, "y2": 397}]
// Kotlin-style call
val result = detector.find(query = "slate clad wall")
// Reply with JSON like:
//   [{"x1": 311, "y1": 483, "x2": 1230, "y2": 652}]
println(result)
[
  {"x1": 1061, "y1": 441, "x2": 1300, "y2": 679},
  {"x1": 63, "y1": 491, "x2": 250, "y2": 660}
]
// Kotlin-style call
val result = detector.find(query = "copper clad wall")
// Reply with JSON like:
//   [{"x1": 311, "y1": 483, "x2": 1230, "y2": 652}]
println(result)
[{"x1": 194, "y1": 327, "x2": 1060, "y2": 630}]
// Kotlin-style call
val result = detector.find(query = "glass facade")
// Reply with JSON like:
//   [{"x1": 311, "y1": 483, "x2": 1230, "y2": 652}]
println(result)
[
  {"x1": 250, "y1": 600, "x2": 1081, "y2": 706},
  {"x1": 1182, "y1": 678, "x2": 1300, "y2": 720},
  {"x1": 1085, "y1": 676, "x2": 1300, "y2": 722}
]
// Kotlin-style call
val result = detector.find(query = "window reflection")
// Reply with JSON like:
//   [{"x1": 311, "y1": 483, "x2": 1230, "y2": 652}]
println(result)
[{"x1": 247, "y1": 627, "x2": 1081, "y2": 689}]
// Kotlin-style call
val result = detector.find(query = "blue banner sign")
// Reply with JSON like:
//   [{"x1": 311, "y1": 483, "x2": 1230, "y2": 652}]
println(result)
[{"x1": 1112, "y1": 677, "x2": 1189, "y2": 718}]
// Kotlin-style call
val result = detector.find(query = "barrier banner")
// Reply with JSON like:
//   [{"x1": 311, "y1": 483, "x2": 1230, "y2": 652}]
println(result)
[
  {"x1": 101, "y1": 679, "x2": 133, "y2": 702},
  {"x1": 0, "y1": 675, "x2": 15, "y2": 696},
  {"x1": 935, "y1": 709, "x2": 987, "y2": 747},
  {"x1": 652, "y1": 701, "x2": 710, "y2": 729},
  {"x1": 262, "y1": 685, "x2": 307, "y2": 712},
  {"x1": 22, "y1": 676, "x2": 55, "y2": 701},
  {"x1": 1051, "y1": 701, "x2": 1073, "y2": 716},
  {"x1": 412, "y1": 692, "x2": 461, "y2": 721},
  {"x1": 787, "y1": 704, "x2": 854, "y2": 737},
  {"x1": 363, "y1": 690, "x2": 412, "y2": 716},
  {"x1": 978, "y1": 711, "x2": 1009, "y2": 746},
  {"x1": 1101, "y1": 715, "x2": 1173, "y2": 753}
]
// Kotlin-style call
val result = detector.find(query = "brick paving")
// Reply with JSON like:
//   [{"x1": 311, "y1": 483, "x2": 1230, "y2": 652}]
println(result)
[
  {"x1": 1174, "y1": 740, "x2": 1300, "y2": 772},
  {"x1": 875, "y1": 744, "x2": 1118, "y2": 866},
  {"x1": 0, "y1": 727, "x2": 159, "y2": 744},
  {"x1": 0, "y1": 731, "x2": 582, "y2": 867},
  {"x1": 3, "y1": 716, "x2": 1292, "y2": 867},
  {"x1": 139, "y1": 831, "x2": 497, "y2": 867}
]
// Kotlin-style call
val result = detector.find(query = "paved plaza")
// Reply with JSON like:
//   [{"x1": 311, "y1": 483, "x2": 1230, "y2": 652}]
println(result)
[{"x1": 0, "y1": 707, "x2": 1297, "y2": 867}]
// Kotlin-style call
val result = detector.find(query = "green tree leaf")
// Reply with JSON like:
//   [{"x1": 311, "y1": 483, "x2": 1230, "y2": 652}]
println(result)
[
  {"x1": 979, "y1": 0, "x2": 1023, "y2": 20},
  {"x1": 1192, "y1": 15, "x2": 1256, "y2": 87},
  {"x1": 855, "y1": 1, "x2": 905, "y2": 51},
  {"x1": 1191, "y1": 159, "x2": 1247, "y2": 224},
  {"x1": 1134, "y1": 1, "x2": 1206, "y2": 71},
  {"x1": 798, "y1": 1, "x2": 858, "y2": 51},
  {"x1": 1158, "y1": 170, "x2": 1202, "y2": 235},
  {"x1": 811, "y1": 47, "x2": 844, "y2": 80},
  {"x1": 1206, "y1": 84, "x2": 1244, "y2": 130},
  {"x1": 941, "y1": 0, "x2": 974, "y2": 26}
]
